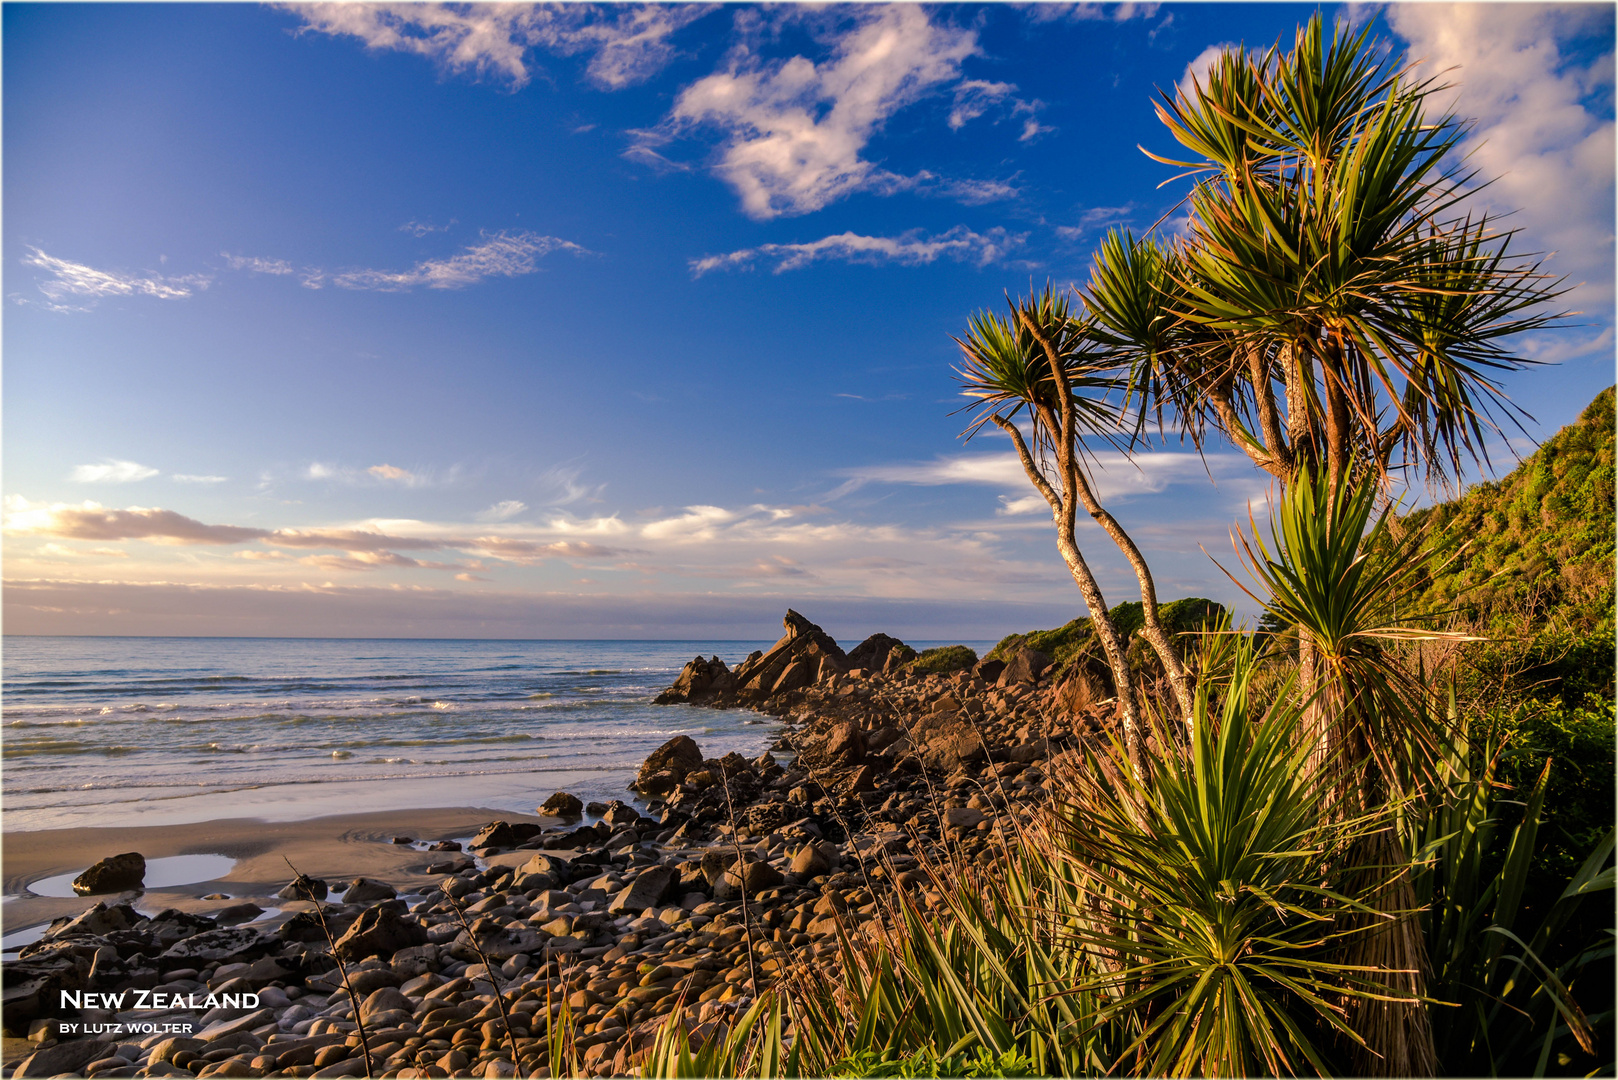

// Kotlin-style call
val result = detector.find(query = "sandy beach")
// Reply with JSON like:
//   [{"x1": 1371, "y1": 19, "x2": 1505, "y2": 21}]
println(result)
[{"x1": 2, "y1": 807, "x2": 555, "y2": 939}]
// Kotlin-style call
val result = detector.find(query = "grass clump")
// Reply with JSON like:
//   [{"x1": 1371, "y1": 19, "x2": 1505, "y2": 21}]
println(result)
[{"x1": 908, "y1": 645, "x2": 977, "y2": 675}]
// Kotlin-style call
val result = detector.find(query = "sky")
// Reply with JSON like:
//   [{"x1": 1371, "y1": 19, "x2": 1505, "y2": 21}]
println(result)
[{"x1": 4, "y1": 2, "x2": 1614, "y2": 641}]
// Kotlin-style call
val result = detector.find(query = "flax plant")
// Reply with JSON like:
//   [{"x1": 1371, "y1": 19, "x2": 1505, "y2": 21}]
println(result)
[{"x1": 1051, "y1": 645, "x2": 1410, "y2": 1077}]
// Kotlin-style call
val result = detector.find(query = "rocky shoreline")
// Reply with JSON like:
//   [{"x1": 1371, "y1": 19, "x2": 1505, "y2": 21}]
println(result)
[{"x1": 3, "y1": 612, "x2": 1100, "y2": 1079}]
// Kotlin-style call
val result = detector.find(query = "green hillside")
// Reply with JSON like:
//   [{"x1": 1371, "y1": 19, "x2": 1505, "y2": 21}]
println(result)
[
  {"x1": 1399, "y1": 387, "x2": 1615, "y2": 640},
  {"x1": 1394, "y1": 386, "x2": 1615, "y2": 705}
]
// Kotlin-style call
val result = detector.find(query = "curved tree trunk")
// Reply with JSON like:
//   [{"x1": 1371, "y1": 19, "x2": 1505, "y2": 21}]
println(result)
[{"x1": 992, "y1": 416, "x2": 1146, "y2": 776}]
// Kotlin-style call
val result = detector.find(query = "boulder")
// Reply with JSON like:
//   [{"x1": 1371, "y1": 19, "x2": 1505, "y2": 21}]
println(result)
[
  {"x1": 342, "y1": 878, "x2": 396, "y2": 904},
  {"x1": 331, "y1": 907, "x2": 428, "y2": 962},
  {"x1": 789, "y1": 843, "x2": 833, "y2": 877},
  {"x1": 974, "y1": 657, "x2": 1007, "y2": 682},
  {"x1": 822, "y1": 722, "x2": 866, "y2": 766},
  {"x1": 652, "y1": 656, "x2": 737, "y2": 706},
  {"x1": 468, "y1": 820, "x2": 544, "y2": 850},
  {"x1": 511, "y1": 852, "x2": 567, "y2": 891},
  {"x1": 943, "y1": 807, "x2": 987, "y2": 833},
  {"x1": 159, "y1": 927, "x2": 278, "y2": 964},
  {"x1": 14, "y1": 1038, "x2": 117, "y2": 1078},
  {"x1": 997, "y1": 647, "x2": 1054, "y2": 686},
  {"x1": 607, "y1": 866, "x2": 678, "y2": 914},
  {"x1": 634, "y1": 735, "x2": 705, "y2": 793},
  {"x1": 720, "y1": 858, "x2": 783, "y2": 898},
  {"x1": 359, "y1": 987, "x2": 413, "y2": 1024},
  {"x1": 278, "y1": 874, "x2": 328, "y2": 901},
  {"x1": 846, "y1": 633, "x2": 910, "y2": 672},
  {"x1": 71, "y1": 853, "x2": 144, "y2": 895},
  {"x1": 215, "y1": 902, "x2": 264, "y2": 926},
  {"x1": 539, "y1": 791, "x2": 584, "y2": 817},
  {"x1": 46, "y1": 901, "x2": 136, "y2": 941}
]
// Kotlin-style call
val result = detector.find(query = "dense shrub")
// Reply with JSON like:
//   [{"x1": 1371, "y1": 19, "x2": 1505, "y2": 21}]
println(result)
[{"x1": 908, "y1": 645, "x2": 977, "y2": 675}]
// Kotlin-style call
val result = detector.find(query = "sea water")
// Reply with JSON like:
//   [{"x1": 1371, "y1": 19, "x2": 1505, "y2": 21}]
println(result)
[{"x1": 1, "y1": 637, "x2": 795, "y2": 831}]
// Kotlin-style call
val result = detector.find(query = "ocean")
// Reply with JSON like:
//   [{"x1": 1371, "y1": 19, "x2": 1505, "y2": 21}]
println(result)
[{"x1": 1, "y1": 636, "x2": 990, "y2": 832}]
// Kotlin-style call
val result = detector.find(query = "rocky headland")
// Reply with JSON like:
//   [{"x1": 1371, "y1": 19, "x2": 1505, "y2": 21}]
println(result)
[{"x1": 3, "y1": 612, "x2": 1109, "y2": 1080}]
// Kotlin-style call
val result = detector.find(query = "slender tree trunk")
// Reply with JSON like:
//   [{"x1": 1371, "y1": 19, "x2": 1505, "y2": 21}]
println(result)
[
  {"x1": 1019, "y1": 311, "x2": 1194, "y2": 731},
  {"x1": 1066, "y1": 466, "x2": 1196, "y2": 724},
  {"x1": 992, "y1": 416, "x2": 1146, "y2": 776}
]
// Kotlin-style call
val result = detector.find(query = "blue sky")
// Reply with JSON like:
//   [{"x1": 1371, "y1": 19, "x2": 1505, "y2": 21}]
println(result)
[{"x1": 5, "y1": 2, "x2": 1614, "y2": 640}]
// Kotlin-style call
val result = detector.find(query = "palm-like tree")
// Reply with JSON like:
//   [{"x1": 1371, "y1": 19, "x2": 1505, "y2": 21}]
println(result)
[
  {"x1": 1089, "y1": 16, "x2": 1564, "y2": 495},
  {"x1": 954, "y1": 287, "x2": 1198, "y2": 769},
  {"x1": 1075, "y1": 17, "x2": 1567, "y2": 1075}
]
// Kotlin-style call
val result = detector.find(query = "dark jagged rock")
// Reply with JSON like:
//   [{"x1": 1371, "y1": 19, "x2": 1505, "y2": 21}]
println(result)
[
  {"x1": 540, "y1": 791, "x2": 584, "y2": 817},
  {"x1": 634, "y1": 735, "x2": 705, "y2": 794},
  {"x1": 278, "y1": 874, "x2": 328, "y2": 901},
  {"x1": 974, "y1": 657, "x2": 1007, "y2": 682},
  {"x1": 998, "y1": 647, "x2": 1054, "y2": 686},
  {"x1": 332, "y1": 906, "x2": 428, "y2": 962},
  {"x1": 653, "y1": 656, "x2": 736, "y2": 705},
  {"x1": 728, "y1": 610, "x2": 847, "y2": 700},
  {"x1": 847, "y1": 633, "x2": 911, "y2": 672},
  {"x1": 343, "y1": 877, "x2": 397, "y2": 903},
  {"x1": 71, "y1": 852, "x2": 145, "y2": 895}
]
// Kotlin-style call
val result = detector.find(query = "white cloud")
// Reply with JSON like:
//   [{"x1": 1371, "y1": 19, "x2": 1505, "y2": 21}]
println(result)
[
  {"x1": 1055, "y1": 204, "x2": 1137, "y2": 240},
  {"x1": 399, "y1": 220, "x2": 454, "y2": 236},
  {"x1": 949, "y1": 79, "x2": 1051, "y2": 141},
  {"x1": 281, "y1": 2, "x2": 711, "y2": 90},
  {"x1": 331, "y1": 231, "x2": 587, "y2": 291},
  {"x1": 555, "y1": 4, "x2": 716, "y2": 89},
  {"x1": 221, "y1": 253, "x2": 294, "y2": 274},
  {"x1": 476, "y1": 500, "x2": 529, "y2": 522},
  {"x1": 690, "y1": 226, "x2": 1024, "y2": 276},
  {"x1": 949, "y1": 79, "x2": 1016, "y2": 129},
  {"x1": 1019, "y1": 117, "x2": 1055, "y2": 142},
  {"x1": 368, "y1": 463, "x2": 420, "y2": 484},
  {"x1": 1387, "y1": 4, "x2": 1616, "y2": 309},
  {"x1": 667, "y1": 7, "x2": 977, "y2": 218},
  {"x1": 20, "y1": 249, "x2": 209, "y2": 311},
  {"x1": 835, "y1": 449, "x2": 1255, "y2": 504},
  {"x1": 70, "y1": 460, "x2": 160, "y2": 484},
  {"x1": 173, "y1": 474, "x2": 228, "y2": 484}
]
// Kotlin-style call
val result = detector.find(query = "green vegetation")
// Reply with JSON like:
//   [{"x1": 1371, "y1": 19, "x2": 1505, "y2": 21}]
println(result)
[
  {"x1": 649, "y1": 17, "x2": 1611, "y2": 1079},
  {"x1": 908, "y1": 645, "x2": 977, "y2": 676},
  {"x1": 1395, "y1": 387, "x2": 1614, "y2": 642},
  {"x1": 989, "y1": 598, "x2": 1226, "y2": 669}
]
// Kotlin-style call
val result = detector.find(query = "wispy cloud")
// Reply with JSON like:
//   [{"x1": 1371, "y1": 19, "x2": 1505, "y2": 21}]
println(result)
[
  {"x1": 221, "y1": 252, "x2": 294, "y2": 274},
  {"x1": 949, "y1": 79, "x2": 1016, "y2": 129},
  {"x1": 7, "y1": 500, "x2": 271, "y2": 545},
  {"x1": 19, "y1": 249, "x2": 210, "y2": 312},
  {"x1": 690, "y1": 226, "x2": 1024, "y2": 276},
  {"x1": 665, "y1": 7, "x2": 977, "y2": 218},
  {"x1": 476, "y1": 499, "x2": 529, "y2": 522},
  {"x1": 1055, "y1": 204, "x2": 1137, "y2": 240},
  {"x1": 949, "y1": 79, "x2": 1051, "y2": 141},
  {"x1": 399, "y1": 219, "x2": 454, "y2": 236},
  {"x1": 834, "y1": 449, "x2": 1255, "y2": 505},
  {"x1": 368, "y1": 463, "x2": 421, "y2": 484},
  {"x1": 281, "y1": 2, "x2": 713, "y2": 90},
  {"x1": 330, "y1": 231, "x2": 587, "y2": 291},
  {"x1": 70, "y1": 460, "x2": 160, "y2": 484},
  {"x1": 172, "y1": 474, "x2": 228, "y2": 484}
]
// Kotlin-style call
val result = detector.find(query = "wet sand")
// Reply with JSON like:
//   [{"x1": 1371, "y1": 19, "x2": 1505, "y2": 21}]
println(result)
[{"x1": 2, "y1": 806, "x2": 555, "y2": 935}]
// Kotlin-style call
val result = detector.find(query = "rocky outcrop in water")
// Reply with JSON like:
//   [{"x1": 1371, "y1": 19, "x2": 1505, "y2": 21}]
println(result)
[{"x1": 73, "y1": 853, "x2": 146, "y2": 896}]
